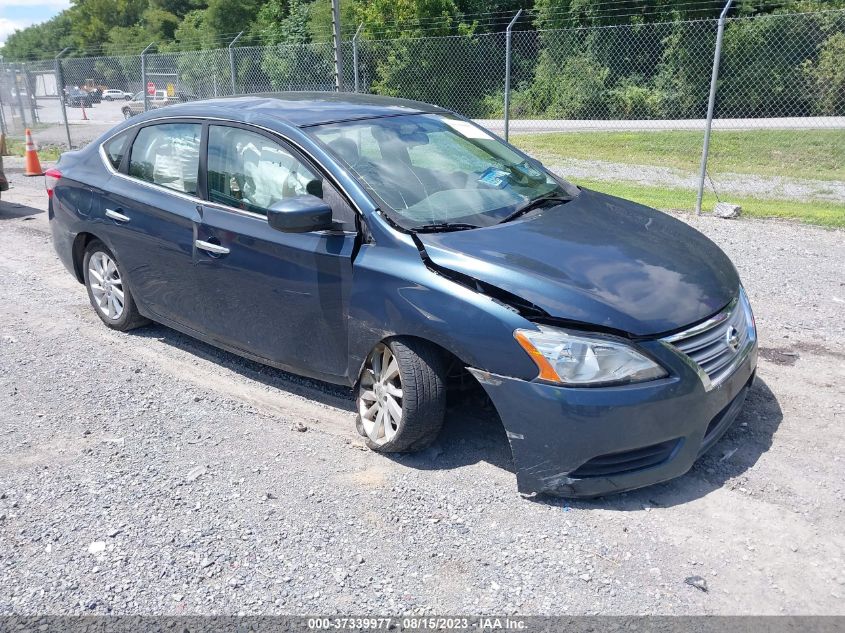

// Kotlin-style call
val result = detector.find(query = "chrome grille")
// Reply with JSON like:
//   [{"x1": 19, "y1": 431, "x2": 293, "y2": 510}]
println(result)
[{"x1": 663, "y1": 290, "x2": 755, "y2": 390}]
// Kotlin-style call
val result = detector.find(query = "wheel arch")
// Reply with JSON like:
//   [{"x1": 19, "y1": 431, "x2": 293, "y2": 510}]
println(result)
[
  {"x1": 71, "y1": 232, "x2": 97, "y2": 282},
  {"x1": 352, "y1": 333, "x2": 469, "y2": 390},
  {"x1": 71, "y1": 231, "x2": 110, "y2": 283},
  {"x1": 347, "y1": 258, "x2": 540, "y2": 389}
]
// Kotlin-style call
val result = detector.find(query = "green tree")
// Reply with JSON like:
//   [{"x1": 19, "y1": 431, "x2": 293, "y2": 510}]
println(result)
[
  {"x1": 0, "y1": 12, "x2": 75, "y2": 60},
  {"x1": 259, "y1": 0, "x2": 335, "y2": 92},
  {"x1": 307, "y1": 0, "x2": 357, "y2": 41},
  {"x1": 652, "y1": 21, "x2": 714, "y2": 118},
  {"x1": 71, "y1": 0, "x2": 148, "y2": 51},
  {"x1": 719, "y1": 12, "x2": 827, "y2": 117},
  {"x1": 803, "y1": 31, "x2": 845, "y2": 115},
  {"x1": 354, "y1": 0, "x2": 463, "y2": 39}
]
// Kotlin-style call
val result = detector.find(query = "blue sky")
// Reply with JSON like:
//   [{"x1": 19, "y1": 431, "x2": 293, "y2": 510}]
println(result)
[{"x1": 1, "y1": 0, "x2": 71, "y2": 46}]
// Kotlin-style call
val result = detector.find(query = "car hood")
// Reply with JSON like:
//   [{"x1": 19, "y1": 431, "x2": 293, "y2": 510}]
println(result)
[{"x1": 416, "y1": 188, "x2": 739, "y2": 336}]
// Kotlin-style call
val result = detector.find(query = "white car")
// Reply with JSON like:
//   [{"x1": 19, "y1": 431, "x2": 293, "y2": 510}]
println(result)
[{"x1": 102, "y1": 89, "x2": 132, "y2": 101}]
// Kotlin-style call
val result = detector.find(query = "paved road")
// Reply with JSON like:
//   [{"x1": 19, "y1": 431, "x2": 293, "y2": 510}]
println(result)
[
  {"x1": 0, "y1": 161, "x2": 843, "y2": 615},
  {"x1": 5, "y1": 98, "x2": 845, "y2": 148},
  {"x1": 478, "y1": 116, "x2": 845, "y2": 135}
]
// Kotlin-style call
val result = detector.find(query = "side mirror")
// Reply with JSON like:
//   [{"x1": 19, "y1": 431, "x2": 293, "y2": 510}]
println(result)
[{"x1": 266, "y1": 194, "x2": 333, "y2": 233}]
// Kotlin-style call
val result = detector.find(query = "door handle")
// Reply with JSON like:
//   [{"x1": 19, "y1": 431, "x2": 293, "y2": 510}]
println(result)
[
  {"x1": 105, "y1": 208, "x2": 131, "y2": 223},
  {"x1": 195, "y1": 239, "x2": 230, "y2": 255}
]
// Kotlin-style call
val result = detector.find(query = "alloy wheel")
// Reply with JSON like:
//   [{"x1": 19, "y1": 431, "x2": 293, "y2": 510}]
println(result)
[
  {"x1": 88, "y1": 251, "x2": 125, "y2": 320},
  {"x1": 358, "y1": 343, "x2": 404, "y2": 445}
]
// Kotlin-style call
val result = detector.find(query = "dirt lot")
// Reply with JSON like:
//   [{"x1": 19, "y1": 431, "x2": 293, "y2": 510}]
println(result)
[{"x1": 0, "y1": 158, "x2": 843, "y2": 615}]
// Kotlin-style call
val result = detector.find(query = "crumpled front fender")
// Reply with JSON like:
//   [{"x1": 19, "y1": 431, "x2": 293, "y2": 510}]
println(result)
[{"x1": 467, "y1": 341, "x2": 755, "y2": 497}]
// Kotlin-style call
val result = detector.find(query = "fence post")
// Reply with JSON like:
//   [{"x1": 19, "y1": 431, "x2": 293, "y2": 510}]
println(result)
[
  {"x1": 23, "y1": 66, "x2": 39, "y2": 124},
  {"x1": 0, "y1": 58, "x2": 7, "y2": 137},
  {"x1": 0, "y1": 89, "x2": 6, "y2": 137},
  {"x1": 352, "y1": 23, "x2": 363, "y2": 93},
  {"x1": 503, "y1": 9, "x2": 522, "y2": 142},
  {"x1": 332, "y1": 0, "x2": 343, "y2": 91},
  {"x1": 14, "y1": 65, "x2": 28, "y2": 127},
  {"x1": 55, "y1": 47, "x2": 72, "y2": 149},
  {"x1": 141, "y1": 43, "x2": 155, "y2": 113},
  {"x1": 229, "y1": 31, "x2": 244, "y2": 95},
  {"x1": 696, "y1": 0, "x2": 733, "y2": 215}
]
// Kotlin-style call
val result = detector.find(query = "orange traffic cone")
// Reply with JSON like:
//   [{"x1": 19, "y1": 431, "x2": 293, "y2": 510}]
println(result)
[{"x1": 24, "y1": 128, "x2": 44, "y2": 177}]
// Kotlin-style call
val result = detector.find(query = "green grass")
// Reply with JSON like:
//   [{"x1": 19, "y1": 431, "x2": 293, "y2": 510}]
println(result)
[
  {"x1": 577, "y1": 179, "x2": 845, "y2": 229},
  {"x1": 4, "y1": 139, "x2": 64, "y2": 162},
  {"x1": 515, "y1": 129, "x2": 845, "y2": 181}
]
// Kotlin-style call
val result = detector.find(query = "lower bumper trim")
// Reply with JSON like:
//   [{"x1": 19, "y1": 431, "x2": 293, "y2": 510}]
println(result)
[
  {"x1": 469, "y1": 341, "x2": 756, "y2": 497},
  {"x1": 569, "y1": 438, "x2": 682, "y2": 479}
]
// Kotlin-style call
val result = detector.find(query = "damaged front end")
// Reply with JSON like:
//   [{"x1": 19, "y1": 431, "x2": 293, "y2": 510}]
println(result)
[
  {"x1": 408, "y1": 224, "x2": 755, "y2": 497},
  {"x1": 467, "y1": 333, "x2": 756, "y2": 498}
]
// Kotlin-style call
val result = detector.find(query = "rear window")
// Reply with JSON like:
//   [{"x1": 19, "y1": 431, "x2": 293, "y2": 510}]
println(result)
[
  {"x1": 103, "y1": 132, "x2": 129, "y2": 170},
  {"x1": 128, "y1": 123, "x2": 201, "y2": 195}
]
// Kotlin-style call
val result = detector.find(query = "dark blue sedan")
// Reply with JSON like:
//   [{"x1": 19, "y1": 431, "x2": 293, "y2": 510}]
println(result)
[{"x1": 47, "y1": 93, "x2": 758, "y2": 497}]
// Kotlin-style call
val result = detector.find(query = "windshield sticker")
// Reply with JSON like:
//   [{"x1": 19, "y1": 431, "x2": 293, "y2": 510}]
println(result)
[
  {"x1": 478, "y1": 167, "x2": 509, "y2": 188},
  {"x1": 443, "y1": 118, "x2": 494, "y2": 140}
]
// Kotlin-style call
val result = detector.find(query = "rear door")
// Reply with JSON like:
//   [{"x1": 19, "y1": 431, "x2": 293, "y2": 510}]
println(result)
[
  {"x1": 193, "y1": 123, "x2": 358, "y2": 381},
  {"x1": 96, "y1": 120, "x2": 203, "y2": 329}
]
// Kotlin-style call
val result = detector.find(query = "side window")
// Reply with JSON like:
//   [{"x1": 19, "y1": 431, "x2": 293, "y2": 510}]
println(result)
[
  {"x1": 207, "y1": 125, "x2": 317, "y2": 216},
  {"x1": 103, "y1": 131, "x2": 129, "y2": 170},
  {"x1": 128, "y1": 123, "x2": 201, "y2": 195}
]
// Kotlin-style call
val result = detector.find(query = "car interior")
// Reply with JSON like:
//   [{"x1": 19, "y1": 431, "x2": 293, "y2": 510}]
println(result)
[
  {"x1": 128, "y1": 124, "x2": 201, "y2": 195},
  {"x1": 207, "y1": 127, "x2": 312, "y2": 214}
]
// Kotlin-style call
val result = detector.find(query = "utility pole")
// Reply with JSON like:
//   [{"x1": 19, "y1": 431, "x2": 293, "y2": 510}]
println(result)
[{"x1": 332, "y1": 0, "x2": 343, "y2": 91}]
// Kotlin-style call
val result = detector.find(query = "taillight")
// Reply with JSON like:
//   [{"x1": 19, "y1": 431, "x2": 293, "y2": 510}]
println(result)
[{"x1": 45, "y1": 168, "x2": 62, "y2": 198}]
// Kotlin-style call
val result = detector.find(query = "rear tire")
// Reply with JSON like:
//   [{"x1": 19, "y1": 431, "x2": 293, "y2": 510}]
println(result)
[
  {"x1": 356, "y1": 338, "x2": 446, "y2": 453},
  {"x1": 83, "y1": 240, "x2": 149, "y2": 331}
]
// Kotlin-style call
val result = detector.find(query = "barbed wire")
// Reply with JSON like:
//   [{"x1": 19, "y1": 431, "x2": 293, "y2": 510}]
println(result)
[{"x1": 5, "y1": 3, "x2": 843, "y2": 61}]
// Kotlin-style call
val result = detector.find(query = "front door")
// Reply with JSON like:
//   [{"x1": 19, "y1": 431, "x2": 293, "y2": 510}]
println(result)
[{"x1": 193, "y1": 124, "x2": 357, "y2": 381}]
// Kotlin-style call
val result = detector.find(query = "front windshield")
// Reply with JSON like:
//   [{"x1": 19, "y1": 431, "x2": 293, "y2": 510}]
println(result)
[{"x1": 308, "y1": 114, "x2": 577, "y2": 230}]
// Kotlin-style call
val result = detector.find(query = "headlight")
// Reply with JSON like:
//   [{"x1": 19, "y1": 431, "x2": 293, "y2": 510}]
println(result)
[{"x1": 514, "y1": 326, "x2": 667, "y2": 386}]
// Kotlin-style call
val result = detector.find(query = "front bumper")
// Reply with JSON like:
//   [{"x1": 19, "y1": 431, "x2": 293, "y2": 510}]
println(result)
[{"x1": 469, "y1": 337, "x2": 758, "y2": 497}]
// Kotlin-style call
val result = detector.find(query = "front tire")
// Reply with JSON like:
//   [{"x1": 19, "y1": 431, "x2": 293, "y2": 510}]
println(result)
[
  {"x1": 83, "y1": 240, "x2": 148, "y2": 331},
  {"x1": 356, "y1": 338, "x2": 446, "y2": 452}
]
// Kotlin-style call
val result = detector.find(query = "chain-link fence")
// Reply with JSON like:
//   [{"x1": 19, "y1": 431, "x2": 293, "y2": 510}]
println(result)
[{"x1": 2, "y1": 10, "x2": 843, "y2": 214}]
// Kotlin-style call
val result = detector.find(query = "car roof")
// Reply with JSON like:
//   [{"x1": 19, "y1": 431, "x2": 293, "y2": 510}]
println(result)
[{"x1": 157, "y1": 92, "x2": 450, "y2": 128}]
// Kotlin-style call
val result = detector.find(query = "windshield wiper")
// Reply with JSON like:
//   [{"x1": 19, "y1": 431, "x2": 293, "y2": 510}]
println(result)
[
  {"x1": 412, "y1": 222, "x2": 481, "y2": 233},
  {"x1": 499, "y1": 192, "x2": 571, "y2": 224}
]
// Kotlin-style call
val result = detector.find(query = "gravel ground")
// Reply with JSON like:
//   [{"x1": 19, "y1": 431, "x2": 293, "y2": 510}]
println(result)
[
  {"x1": 0, "y1": 162, "x2": 844, "y2": 616},
  {"x1": 549, "y1": 159, "x2": 845, "y2": 203}
]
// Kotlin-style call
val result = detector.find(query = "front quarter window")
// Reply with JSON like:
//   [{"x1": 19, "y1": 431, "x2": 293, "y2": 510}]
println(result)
[
  {"x1": 103, "y1": 131, "x2": 129, "y2": 170},
  {"x1": 309, "y1": 114, "x2": 577, "y2": 230},
  {"x1": 206, "y1": 125, "x2": 317, "y2": 216}
]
